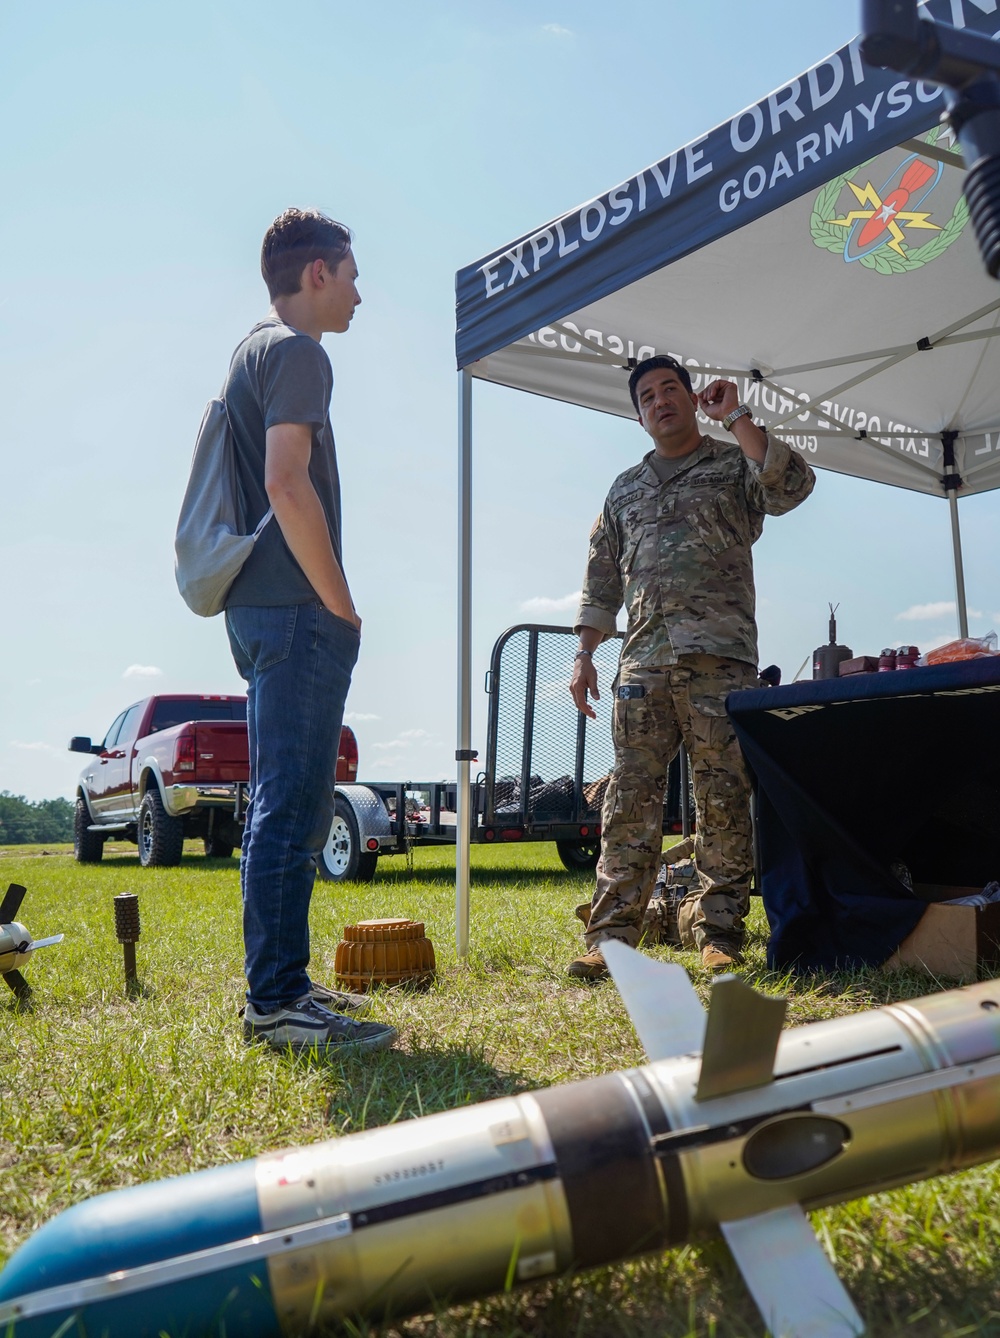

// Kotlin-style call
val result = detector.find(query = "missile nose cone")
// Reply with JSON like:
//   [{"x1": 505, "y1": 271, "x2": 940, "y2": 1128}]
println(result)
[{"x1": 0, "y1": 1161, "x2": 274, "y2": 1338}]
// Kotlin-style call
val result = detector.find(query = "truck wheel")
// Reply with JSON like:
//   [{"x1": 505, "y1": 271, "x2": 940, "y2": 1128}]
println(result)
[
  {"x1": 556, "y1": 839, "x2": 601, "y2": 873},
  {"x1": 74, "y1": 798, "x2": 105, "y2": 864},
  {"x1": 204, "y1": 835, "x2": 235, "y2": 859},
  {"x1": 317, "y1": 795, "x2": 378, "y2": 883},
  {"x1": 138, "y1": 790, "x2": 185, "y2": 867}
]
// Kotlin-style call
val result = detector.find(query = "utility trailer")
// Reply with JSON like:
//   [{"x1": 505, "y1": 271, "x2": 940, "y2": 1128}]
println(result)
[{"x1": 318, "y1": 624, "x2": 692, "y2": 882}]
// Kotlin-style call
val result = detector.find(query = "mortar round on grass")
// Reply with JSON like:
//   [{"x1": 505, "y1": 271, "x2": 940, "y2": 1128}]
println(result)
[{"x1": 334, "y1": 918, "x2": 435, "y2": 990}]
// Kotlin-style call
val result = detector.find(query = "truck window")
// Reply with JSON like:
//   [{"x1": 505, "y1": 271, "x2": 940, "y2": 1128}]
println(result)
[
  {"x1": 117, "y1": 703, "x2": 145, "y2": 748},
  {"x1": 102, "y1": 711, "x2": 128, "y2": 751},
  {"x1": 147, "y1": 699, "x2": 248, "y2": 734}
]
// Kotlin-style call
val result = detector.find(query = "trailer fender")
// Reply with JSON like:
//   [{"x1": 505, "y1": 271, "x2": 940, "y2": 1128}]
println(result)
[
  {"x1": 334, "y1": 785, "x2": 392, "y2": 843},
  {"x1": 316, "y1": 785, "x2": 391, "y2": 883}
]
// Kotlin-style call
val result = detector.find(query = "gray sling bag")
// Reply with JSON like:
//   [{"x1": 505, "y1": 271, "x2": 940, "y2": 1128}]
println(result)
[{"x1": 174, "y1": 390, "x2": 273, "y2": 618}]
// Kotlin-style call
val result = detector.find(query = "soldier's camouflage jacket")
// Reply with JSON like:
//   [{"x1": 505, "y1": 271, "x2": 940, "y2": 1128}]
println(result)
[{"x1": 575, "y1": 433, "x2": 815, "y2": 670}]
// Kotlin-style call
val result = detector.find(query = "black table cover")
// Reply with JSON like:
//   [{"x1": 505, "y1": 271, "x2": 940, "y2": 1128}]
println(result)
[{"x1": 727, "y1": 655, "x2": 1000, "y2": 970}]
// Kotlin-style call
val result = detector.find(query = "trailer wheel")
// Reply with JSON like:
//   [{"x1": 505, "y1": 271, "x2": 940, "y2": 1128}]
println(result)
[
  {"x1": 556, "y1": 839, "x2": 601, "y2": 872},
  {"x1": 74, "y1": 798, "x2": 105, "y2": 864},
  {"x1": 318, "y1": 795, "x2": 378, "y2": 883},
  {"x1": 138, "y1": 789, "x2": 185, "y2": 867}
]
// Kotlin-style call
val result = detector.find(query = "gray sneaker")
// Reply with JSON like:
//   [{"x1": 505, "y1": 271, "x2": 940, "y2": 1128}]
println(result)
[
  {"x1": 308, "y1": 980, "x2": 371, "y2": 1016},
  {"x1": 243, "y1": 995, "x2": 397, "y2": 1055}
]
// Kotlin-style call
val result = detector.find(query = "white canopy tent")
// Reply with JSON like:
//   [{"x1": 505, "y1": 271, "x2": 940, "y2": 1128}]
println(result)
[{"x1": 451, "y1": 0, "x2": 1000, "y2": 955}]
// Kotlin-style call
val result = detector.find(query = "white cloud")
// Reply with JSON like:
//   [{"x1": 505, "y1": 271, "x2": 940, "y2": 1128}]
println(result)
[
  {"x1": 542, "y1": 23, "x2": 572, "y2": 36},
  {"x1": 896, "y1": 601, "x2": 983, "y2": 622},
  {"x1": 123, "y1": 664, "x2": 163, "y2": 679},
  {"x1": 372, "y1": 728, "x2": 432, "y2": 751},
  {"x1": 368, "y1": 754, "x2": 404, "y2": 771},
  {"x1": 896, "y1": 601, "x2": 955, "y2": 621},
  {"x1": 9, "y1": 740, "x2": 62, "y2": 757},
  {"x1": 520, "y1": 591, "x2": 582, "y2": 614},
  {"x1": 536, "y1": 675, "x2": 572, "y2": 703},
  {"x1": 922, "y1": 631, "x2": 964, "y2": 652},
  {"x1": 344, "y1": 711, "x2": 380, "y2": 722}
]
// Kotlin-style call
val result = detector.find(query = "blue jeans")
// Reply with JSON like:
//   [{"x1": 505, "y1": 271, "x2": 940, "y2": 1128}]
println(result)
[{"x1": 225, "y1": 602, "x2": 360, "y2": 1010}]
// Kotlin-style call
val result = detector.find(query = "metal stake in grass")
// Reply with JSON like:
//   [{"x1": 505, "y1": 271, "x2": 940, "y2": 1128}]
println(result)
[{"x1": 114, "y1": 893, "x2": 141, "y2": 995}]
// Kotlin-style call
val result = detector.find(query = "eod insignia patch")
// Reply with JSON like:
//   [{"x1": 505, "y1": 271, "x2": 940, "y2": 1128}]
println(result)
[{"x1": 811, "y1": 127, "x2": 969, "y2": 275}]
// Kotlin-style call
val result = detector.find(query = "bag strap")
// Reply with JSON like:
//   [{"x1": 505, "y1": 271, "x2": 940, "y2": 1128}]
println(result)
[
  {"x1": 222, "y1": 322, "x2": 278, "y2": 543},
  {"x1": 251, "y1": 506, "x2": 274, "y2": 541}
]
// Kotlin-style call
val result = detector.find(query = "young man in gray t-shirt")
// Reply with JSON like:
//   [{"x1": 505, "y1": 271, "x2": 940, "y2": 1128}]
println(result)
[{"x1": 224, "y1": 208, "x2": 396, "y2": 1055}]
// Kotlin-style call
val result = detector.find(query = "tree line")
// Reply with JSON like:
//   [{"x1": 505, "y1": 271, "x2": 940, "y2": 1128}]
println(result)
[{"x1": 0, "y1": 792, "x2": 75, "y2": 844}]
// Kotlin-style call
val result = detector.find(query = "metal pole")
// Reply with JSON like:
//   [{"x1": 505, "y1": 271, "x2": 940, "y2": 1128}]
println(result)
[
  {"x1": 518, "y1": 631, "x2": 539, "y2": 824},
  {"x1": 942, "y1": 432, "x2": 970, "y2": 639},
  {"x1": 948, "y1": 492, "x2": 970, "y2": 638},
  {"x1": 455, "y1": 370, "x2": 473, "y2": 960},
  {"x1": 679, "y1": 746, "x2": 692, "y2": 840}
]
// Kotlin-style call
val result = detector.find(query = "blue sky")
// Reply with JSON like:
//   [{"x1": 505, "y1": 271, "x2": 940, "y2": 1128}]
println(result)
[{"x1": 2, "y1": 0, "x2": 997, "y2": 801}]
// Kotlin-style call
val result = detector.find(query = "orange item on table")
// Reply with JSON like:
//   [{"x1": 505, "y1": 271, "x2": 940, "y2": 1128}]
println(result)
[{"x1": 923, "y1": 632, "x2": 998, "y2": 665}]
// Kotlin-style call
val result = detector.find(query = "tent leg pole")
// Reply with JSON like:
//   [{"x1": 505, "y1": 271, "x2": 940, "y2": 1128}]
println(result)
[
  {"x1": 948, "y1": 491, "x2": 969, "y2": 639},
  {"x1": 942, "y1": 431, "x2": 969, "y2": 641},
  {"x1": 456, "y1": 369, "x2": 473, "y2": 961}
]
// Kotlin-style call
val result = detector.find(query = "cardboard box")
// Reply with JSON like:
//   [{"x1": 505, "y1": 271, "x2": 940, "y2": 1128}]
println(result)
[{"x1": 883, "y1": 892, "x2": 1000, "y2": 982}]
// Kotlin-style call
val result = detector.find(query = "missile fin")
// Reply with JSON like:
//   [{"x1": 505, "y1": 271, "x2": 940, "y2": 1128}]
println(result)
[
  {"x1": 601, "y1": 941, "x2": 705, "y2": 1060},
  {"x1": 0, "y1": 883, "x2": 27, "y2": 923},
  {"x1": 721, "y1": 1205, "x2": 864, "y2": 1337},
  {"x1": 2, "y1": 970, "x2": 31, "y2": 1001},
  {"x1": 695, "y1": 974, "x2": 787, "y2": 1101},
  {"x1": 24, "y1": 934, "x2": 64, "y2": 951}
]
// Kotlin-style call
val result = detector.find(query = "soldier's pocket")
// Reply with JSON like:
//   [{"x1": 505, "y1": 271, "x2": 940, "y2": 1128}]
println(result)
[
  {"x1": 684, "y1": 496, "x2": 741, "y2": 556},
  {"x1": 603, "y1": 781, "x2": 640, "y2": 830},
  {"x1": 613, "y1": 682, "x2": 650, "y2": 749},
  {"x1": 620, "y1": 524, "x2": 651, "y2": 578},
  {"x1": 686, "y1": 676, "x2": 747, "y2": 759}
]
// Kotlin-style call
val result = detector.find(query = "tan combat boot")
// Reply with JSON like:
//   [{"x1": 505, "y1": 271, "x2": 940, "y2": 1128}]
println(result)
[
  {"x1": 701, "y1": 942, "x2": 742, "y2": 972},
  {"x1": 567, "y1": 945, "x2": 608, "y2": 981}
]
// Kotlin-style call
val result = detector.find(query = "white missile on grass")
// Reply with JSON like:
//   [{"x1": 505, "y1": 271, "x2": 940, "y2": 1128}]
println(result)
[{"x1": 2, "y1": 943, "x2": 1000, "y2": 1337}]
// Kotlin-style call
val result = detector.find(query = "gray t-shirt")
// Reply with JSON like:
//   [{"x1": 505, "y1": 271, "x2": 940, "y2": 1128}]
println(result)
[
  {"x1": 224, "y1": 318, "x2": 342, "y2": 607},
  {"x1": 647, "y1": 448, "x2": 693, "y2": 485}
]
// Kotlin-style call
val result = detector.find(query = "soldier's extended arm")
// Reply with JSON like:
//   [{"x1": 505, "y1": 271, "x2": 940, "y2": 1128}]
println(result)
[
  {"x1": 574, "y1": 506, "x2": 623, "y2": 641},
  {"x1": 741, "y1": 432, "x2": 817, "y2": 517},
  {"x1": 570, "y1": 507, "x2": 623, "y2": 718},
  {"x1": 700, "y1": 378, "x2": 815, "y2": 518}
]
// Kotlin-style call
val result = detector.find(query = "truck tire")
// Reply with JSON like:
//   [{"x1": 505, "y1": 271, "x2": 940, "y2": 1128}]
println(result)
[
  {"x1": 317, "y1": 794, "x2": 378, "y2": 883},
  {"x1": 138, "y1": 789, "x2": 185, "y2": 868},
  {"x1": 556, "y1": 839, "x2": 601, "y2": 873},
  {"x1": 74, "y1": 798, "x2": 105, "y2": 864},
  {"x1": 204, "y1": 835, "x2": 235, "y2": 859}
]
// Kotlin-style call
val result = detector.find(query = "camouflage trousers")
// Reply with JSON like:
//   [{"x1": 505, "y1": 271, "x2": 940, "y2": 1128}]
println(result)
[{"x1": 585, "y1": 654, "x2": 756, "y2": 954}]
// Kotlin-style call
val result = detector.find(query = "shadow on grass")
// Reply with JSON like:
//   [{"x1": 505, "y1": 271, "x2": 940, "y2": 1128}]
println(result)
[
  {"x1": 375, "y1": 864, "x2": 588, "y2": 888},
  {"x1": 87, "y1": 856, "x2": 589, "y2": 888},
  {"x1": 322, "y1": 1041, "x2": 536, "y2": 1132}
]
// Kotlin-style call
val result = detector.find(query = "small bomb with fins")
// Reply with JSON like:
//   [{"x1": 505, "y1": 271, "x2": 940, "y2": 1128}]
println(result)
[
  {"x1": 0, "y1": 883, "x2": 62, "y2": 1001},
  {"x1": 3, "y1": 943, "x2": 1000, "y2": 1337}
]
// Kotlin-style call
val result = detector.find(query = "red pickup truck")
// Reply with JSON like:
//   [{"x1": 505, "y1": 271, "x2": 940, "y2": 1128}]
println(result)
[{"x1": 69, "y1": 695, "x2": 358, "y2": 867}]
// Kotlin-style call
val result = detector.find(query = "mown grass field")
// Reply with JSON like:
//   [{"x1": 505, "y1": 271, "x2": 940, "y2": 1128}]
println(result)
[{"x1": 1, "y1": 838, "x2": 998, "y2": 1337}]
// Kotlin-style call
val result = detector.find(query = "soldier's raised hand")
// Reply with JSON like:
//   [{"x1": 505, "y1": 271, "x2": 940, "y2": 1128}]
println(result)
[{"x1": 697, "y1": 378, "x2": 739, "y2": 421}]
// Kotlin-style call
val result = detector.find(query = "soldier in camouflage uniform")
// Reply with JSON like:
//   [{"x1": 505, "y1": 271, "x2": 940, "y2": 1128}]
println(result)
[{"x1": 568, "y1": 355, "x2": 815, "y2": 978}]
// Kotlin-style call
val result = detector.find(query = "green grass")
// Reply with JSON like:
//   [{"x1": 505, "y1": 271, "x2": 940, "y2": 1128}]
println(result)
[{"x1": 1, "y1": 839, "x2": 999, "y2": 1336}]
